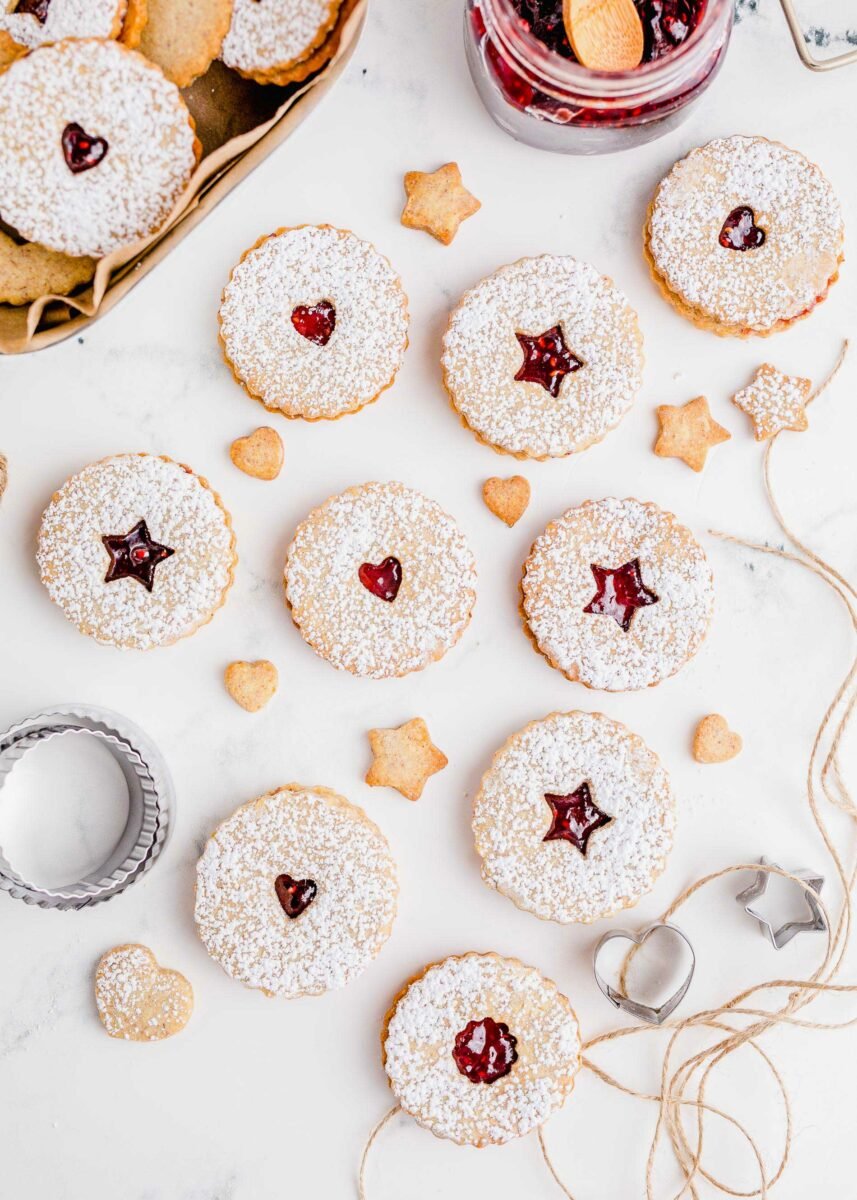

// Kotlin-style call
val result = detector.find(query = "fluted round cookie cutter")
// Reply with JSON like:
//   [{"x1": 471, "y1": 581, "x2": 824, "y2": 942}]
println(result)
[{"x1": 0, "y1": 704, "x2": 173, "y2": 910}]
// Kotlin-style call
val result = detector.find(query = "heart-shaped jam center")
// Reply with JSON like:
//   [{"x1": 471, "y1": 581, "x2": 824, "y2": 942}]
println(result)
[
  {"x1": 62, "y1": 123, "x2": 109, "y2": 175},
  {"x1": 291, "y1": 300, "x2": 336, "y2": 346},
  {"x1": 13, "y1": 0, "x2": 51, "y2": 21},
  {"x1": 358, "y1": 556, "x2": 402, "y2": 602},
  {"x1": 275, "y1": 874, "x2": 317, "y2": 919},
  {"x1": 718, "y1": 206, "x2": 765, "y2": 252},
  {"x1": 543, "y1": 782, "x2": 612, "y2": 855},
  {"x1": 583, "y1": 558, "x2": 658, "y2": 632},
  {"x1": 514, "y1": 324, "x2": 583, "y2": 398},
  {"x1": 453, "y1": 1017, "x2": 518, "y2": 1084}
]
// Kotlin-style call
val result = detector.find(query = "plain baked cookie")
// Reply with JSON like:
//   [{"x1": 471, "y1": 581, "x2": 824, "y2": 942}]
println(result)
[
  {"x1": 139, "y1": 0, "x2": 233, "y2": 86},
  {"x1": 645, "y1": 135, "x2": 844, "y2": 337},
  {"x1": 0, "y1": 227, "x2": 95, "y2": 305},
  {"x1": 195, "y1": 785, "x2": 398, "y2": 998},
  {"x1": 0, "y1": 39, "x2": 199, "y2": 258},
  {"x1": 221, "y1": 0, "x2": 339, "y2": 82},
  {"x1": 521, "y1": 497, "x2": 713, "y2": 691},
  {"x1": 284, "y1": 481, "x2": 477, "y2": 679},
  {"x1": 219, "y1": 225, "x2": 408, "y2": 421},
  {"x1": 441, "y1": 255, "x2": 644, "y2": 459},
  {"x1": 473, "y1": 711, "x2": 675, "y2": 923},
  {"x1": 383, "y1": 953, "x2": 581, "y2": 1146},
  {"x1": 95, "y1": 945, "x2": 193, "y2": 1041},
  {"x1": 37, "y1": 453, "x2": 236, "y2": 650},
  {"x1": 0, "y1": 0, "x2": 127, "y2": 52}
]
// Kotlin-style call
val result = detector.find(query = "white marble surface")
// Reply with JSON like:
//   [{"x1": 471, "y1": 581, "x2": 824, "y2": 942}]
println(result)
[{"x1": 2, "y1": 1, "x2": 857, "y2": 1195}]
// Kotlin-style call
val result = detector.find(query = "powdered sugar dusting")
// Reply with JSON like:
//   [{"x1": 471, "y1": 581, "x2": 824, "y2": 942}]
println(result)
[
  {"x1": 522, "y1": 498, "x2": 714, "y2": 691},
  {"x1": 648, "y1": 136, "x2": 843, "y2": 333},
  {"x1": 0, "y1": 0, "x2": 125, "y2": 48},
  {"x1": 0, "y1": 39, "x2": 197, "y2": 258},
  {"x1": 285, "y1": 481, "x2": 477, "y2": 679},
  {"x1": 222, "y1": 0, "x2": 338, "y2": 73},
  {"x1": 473, "y1": 711, "x2": 674, "y2": 923},
  {"x1": 442, "y1": 256, "x2": 643, "y2": 459},
  {"x1": 95, "y1": 945, "x2": 193, "y2": 1041},
  {"x1": 194, "y1": 786, "x2": 398, "y2": 998},
  {"x1": 384, "y1": 954, "x2": 580, "y2": 1146},
  {"x1": 731, "y1": 363, "x2": 811, "y2": 440},
  {"x1": 37, "y1": 454, "x2": 235, "y2": 651}
]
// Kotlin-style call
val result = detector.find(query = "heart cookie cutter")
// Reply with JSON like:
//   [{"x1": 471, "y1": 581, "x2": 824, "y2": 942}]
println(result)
[
  {"x1": 735, "y1": 857, "x2": 827, "y2": 950},
  {"x1": 593, "y1": 922, "x2": 696, "y2": 1025},
  {"x1": 0, "y1": 704, "x2": 173, "y2": 910}
]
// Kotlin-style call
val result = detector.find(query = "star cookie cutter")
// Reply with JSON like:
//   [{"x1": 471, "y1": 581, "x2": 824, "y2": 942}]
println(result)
[
  {"x1": 593, "y1": 922, "x2": 696, "y2": 1025},
  {"x1": 735, "y1": 857, "x2": 827, "y2": 949}
]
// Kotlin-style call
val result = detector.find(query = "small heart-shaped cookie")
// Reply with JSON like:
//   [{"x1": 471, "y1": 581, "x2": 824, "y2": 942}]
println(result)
[
  {"x1": 225, "y1": 660, "x2": 278, "y2": 712},
  {"x1": 95, "y1": 945, "x2": 193, "y2": 1042},
  {"x1": 693, "y1": 714, "x2": 742, "y2": 763},
  {"x1": 230, "y1": 427, "x2": 283, "y2": 481},
  {"x1": 483, "y1": 475, "x2": 531, "y2": 527}
]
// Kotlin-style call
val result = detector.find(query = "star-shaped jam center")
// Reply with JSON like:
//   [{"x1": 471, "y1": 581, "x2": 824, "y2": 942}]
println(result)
[
  {"x1": 102, "y1": 519, "x2": 175, "y2": 592},
  {"x1": 514, "y1": 325, "x2": 583, "y2": 398},
  {"x1": 543, "y1": 782, "x2": 612, "y2": 856},
  {"x1": 583, "y1": 558, "x2": 658, "y2": 632},
  {"x1": 13, "y1": 0, "x2": 51, "y2": 22}
]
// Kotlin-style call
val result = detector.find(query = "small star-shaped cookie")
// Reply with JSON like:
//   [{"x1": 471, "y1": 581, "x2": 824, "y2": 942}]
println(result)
[
  {"x1": 366, "y1": 717, "x2": 448, "y2": 802},
  {"x1": 401, "y1": 162, "x2": 480, "y2": 245},
  {"x1": 731, "y1": 363, "x2": 812, "y2": 441},
  {"x1": 654, "y1": 395, "x2": 731, "y2": 472}
]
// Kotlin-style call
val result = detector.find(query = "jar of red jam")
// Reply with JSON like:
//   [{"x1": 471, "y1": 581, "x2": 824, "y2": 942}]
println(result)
[{"x1": 465, "y1": 0, "x2": 734, "y2": 154}]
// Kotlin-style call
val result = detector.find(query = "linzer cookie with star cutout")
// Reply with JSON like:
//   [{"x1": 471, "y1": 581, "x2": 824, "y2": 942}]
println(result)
[
  {"x1": 382, "y1": 953, "x2": 580, "y2": 1146},
  {"x1": 219, "y1": 226, "x2": 409, "y2": 421},
  {"x1": 645, "y1": 135, "x2": 844, "y2": 337},
  {"x1": 284, "y1": 481, "x2": 476, "y2": 679},
  {"x1": 0, "y1": 39, "x2": 199, "y2": 259},
  {"x1": 441, "y1": 255, "x2": 643, "y2": 459},
  {"x1": 473, "y1": 711, "x2": 675, "y2": 923},
  {"x1": 521, "y1": 497, "x2": 713, "y2": 691},
  {"x1": 0, "y1": 0, "x2": 127, "y2": 55},
  {"x1": 221, "y1": 0, "x2": 341, "y2": 83},
  {"x1": 194, "y1": 785, "x2": 398, "y2": 998},
  {"x1": 37, "y1": 453, "x2": 236, "y2": 650}
]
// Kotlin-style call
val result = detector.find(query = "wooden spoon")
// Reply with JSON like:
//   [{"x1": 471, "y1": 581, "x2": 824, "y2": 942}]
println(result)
[{"x1": 563, "y1": 0, "x2": 644, "y2": 71}]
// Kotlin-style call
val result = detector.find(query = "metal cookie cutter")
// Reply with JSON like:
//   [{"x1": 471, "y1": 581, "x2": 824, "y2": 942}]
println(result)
[
  {"x1": 593, "y1": 922, "x2": 696, "y2": 1025},
  {"x1": 735, "y1": 857, "x2": 826, "y2": 950},
  {"x1": 0, "y1": 704, "x2": 173, "y2": 910},
  {"x1": 778, "y1": 0, "x2": 857, "y2": 72}
]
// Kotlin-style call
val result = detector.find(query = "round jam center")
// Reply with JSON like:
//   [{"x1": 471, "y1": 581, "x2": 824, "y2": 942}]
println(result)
[
  {"x1": 452, "y1": 1017, "x2": 518, "y2": 1084},
  {"x1": 509, "y1": 0, "x2": 706, "y2": 63}
]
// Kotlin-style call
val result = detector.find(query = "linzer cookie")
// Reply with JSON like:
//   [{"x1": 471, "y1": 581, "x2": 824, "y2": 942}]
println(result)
[
  {"x1": 521, "y1": 497, "x2": 713, "y2": 691},
  {"x1": 473, "y1": 711, "x2": 675, "y2": 923},
  {"x1": 284, "y1": 482, "x2": 476, "y2": 679},
  {"x1": 221, "y1": 0, "x2": 340, "y2": 83},
  {"x1": 219, "y1": 225, "x2": 408, "y2": 421},
  {"x1": 195, "y1": 785, "x2": 398, "y2": 998},
  {"x1": 139, "y1": 0, "x2": 234, "y2": 86},
  {"x1": 0, "y1": 0, "x2": 127, "y2": 53},
  {"x1": 382, "y1": 953, "x2": 580, "y2": 1146},
  {"x1": 37, "y1": 453, "x2": 236, "y2": 650},
  {"x1": 441, "y1": 255, "x2": 644, "y2": 459},
  {"x1": 0, "y1": 39, "x2": 199, "y2": 258},
  {"x1": 645, "y1": 136, "x2": 844, "y2": 337}
]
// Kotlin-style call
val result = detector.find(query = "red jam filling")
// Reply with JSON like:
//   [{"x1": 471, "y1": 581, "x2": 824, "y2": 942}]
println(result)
[
  {"x1": 543, "y1": 783, "x2": 612, "y2": 855},
  {"x1": 275, "y1": 874, "x2": 317, "y2": 918},
  {"x1": 358, "y1": 556, "x2": 402, "y2": 602},
  {"x1": 515, "y1": 325, "x2": 582, "y2": 397},
  {"x1": 61, "y1": 123, "x2": 108, "y2": 175},
  {"x1": 718, "y1": 206, "x2": 765, "y2": 251},
  {"x1": 13, "y1": 0, "x2": 51, "y2": 21},
  {"x1": 291, "y1": 300, "x2": 336, "y2": 346},
  {"x1": 583, "y1": 559, "x2": 658, "y2": 631},
  {"x1": 452, "y1": 1017, "x2": 518, "y2": 1084},
  {"x1": 102, "y1": 519, "x2": 175, "y2": 593}
]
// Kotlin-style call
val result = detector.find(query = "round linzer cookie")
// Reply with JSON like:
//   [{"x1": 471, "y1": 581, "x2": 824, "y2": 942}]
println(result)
[
  {"x1": 284, "y1": 481, "x2": 477, "y2": 679},
  {"x1": 138, "y1": 0, "x2": 233, "y2": 87},
  {"x1": 219, "y1": 225, "x2": 408, "y2": 421},
  {"x1": 473, "y1": 711, "x2": 674, "y2": 924},
  {"x1": 37, "y1": 453, "x2": 236, "y2": 650},
  {"x1": 441, "y1": 255, "x2": 644, "y2": 460},
  {"x1": 645, "y1": 135, "x2": 844, "y2": 337},
  {"x1": 0, "y1": 0, "x2": 127, "y2": 53},
  {"x1": 195, "y1": 785, "x2": 398, "y2": 998},
  {"x1": 0, "y1": 39, "x2": 199, "y2": 258},
  {"x1": 221, "y1": 0, "x2": 339, "y2": 83},
  {"x1": 382, "y1": 953, "x2": 580, "y2": 1147},
  {"x1": 0, "y1": 228, "x2": 95, "y2": 306},
  {"x1": 521, "y1": 497, "x2": 713, "y2": 691}
]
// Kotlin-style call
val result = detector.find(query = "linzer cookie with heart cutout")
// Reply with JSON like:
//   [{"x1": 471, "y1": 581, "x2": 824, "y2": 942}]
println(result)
[
  {"x1": 383, "y1": 953, "x2": 581, "y2": 1146},
  {"x1": 521, "y1": 497, "x2": 713, "y2": 691},
  {"x1": 195, "y1": 785, "x2": 398, "y2": 998},
  {"x1": 219, "y1": 225, "x2": 409, "y2": 420},
  {"x1": 37, "y1": 453, "x2": 236, "y2": 650},
  {"x1": 473, "y1": 711, "x2": 675, "y2": 923},
  {"x1": 0, "y1": 0, "x2": 127, "y2": 54},
  {"x1": 645, "y1": 135, "x2": 844, "y2": 337},
  {"x1": 0, "y1": 39, "x2": 199, "y2": 258},
  {"x1": 284, "y1": 481, "x2": 477, "y2": 679},
  {"x1": 441, "y1": 255, "x2": 644, "y2": 459}
]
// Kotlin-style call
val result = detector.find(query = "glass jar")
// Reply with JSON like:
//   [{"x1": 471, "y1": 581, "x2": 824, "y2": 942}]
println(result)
[{"x1": 465, "y1": 0, "x2": 734, "y2": 154}]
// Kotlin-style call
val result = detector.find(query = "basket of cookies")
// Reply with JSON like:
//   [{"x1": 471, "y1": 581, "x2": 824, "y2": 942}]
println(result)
[{"x1": 0, "y1": 0, "x2": 365, "y2": 354}]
